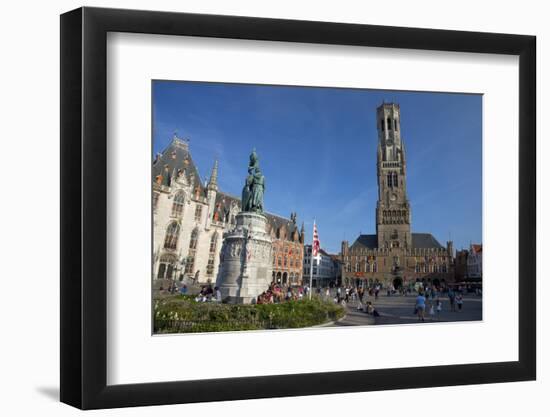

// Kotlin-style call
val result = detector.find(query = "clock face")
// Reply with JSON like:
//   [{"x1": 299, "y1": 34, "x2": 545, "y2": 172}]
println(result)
[{"x1": 390, "y1": 193, "x2": 397, "y2": 201}]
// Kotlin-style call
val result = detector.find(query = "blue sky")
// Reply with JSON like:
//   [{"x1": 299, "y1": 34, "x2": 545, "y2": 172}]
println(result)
[{"x1": 153, "y1": 81, "x2": 482, "y2": 254}]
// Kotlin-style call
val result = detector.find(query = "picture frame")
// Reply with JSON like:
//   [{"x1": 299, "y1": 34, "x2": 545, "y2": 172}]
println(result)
[{"x1": 60, "y1": 6, "x2": 536, "y2": 410}]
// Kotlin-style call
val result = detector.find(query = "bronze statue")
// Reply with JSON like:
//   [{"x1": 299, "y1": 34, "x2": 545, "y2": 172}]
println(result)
[{"x1": 241, "y1": 149, "x2": 265, "y2": 213}]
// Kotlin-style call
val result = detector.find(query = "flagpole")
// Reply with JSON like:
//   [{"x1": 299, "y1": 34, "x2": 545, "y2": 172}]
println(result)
[{"x1": 309, "y1": 219, "x2": 315, "y2": 300}]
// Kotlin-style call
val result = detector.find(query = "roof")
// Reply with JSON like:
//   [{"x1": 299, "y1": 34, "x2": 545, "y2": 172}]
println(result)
[
  {"x1": 351, "y1": 234, "x2": 378, "y2": 250},
  {"x1": 350, "y1": 233, "x2": 444, "y2": 250},
  {"x1": 412, "y1": 233, "x2": 444, "y2": 249},
  {"x1": 152, "y1": 137, "x2": 203, "y2": 191},
  {"x1": 471, "y1": 244, "x2": 482, "y2": 254}
]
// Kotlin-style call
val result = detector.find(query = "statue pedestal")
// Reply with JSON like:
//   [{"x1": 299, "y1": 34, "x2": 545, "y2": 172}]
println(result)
[{"x1": 216, "y1": 212, "x2": 273, "y2": 304}]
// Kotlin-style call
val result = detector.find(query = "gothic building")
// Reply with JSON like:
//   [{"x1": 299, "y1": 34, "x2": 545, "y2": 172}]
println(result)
[
  {"x1": 340, "y1": 103, "x2": 454, "y2": 288},
  {"x1": 152, "y1": 136, "x2": 305, "y2": 288}
]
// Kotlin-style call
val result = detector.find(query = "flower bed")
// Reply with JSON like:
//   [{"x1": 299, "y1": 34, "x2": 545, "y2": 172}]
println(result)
[{"x1": 154, "y1": 296, "x2": 345, "y2": 334}]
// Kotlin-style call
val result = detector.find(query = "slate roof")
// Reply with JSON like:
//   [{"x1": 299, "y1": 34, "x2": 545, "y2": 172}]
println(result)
[
  {"x1": 351, "y1": 233, "x2": 444, "y2": 250},
  {"x1": 412, "y1": 233, "x2": 444, "y2": 249},
  {"x1": 351, "y1": 234, "x2": 378, "y2": 250},
  {"x1": 152, "y1": 137, "x2": 203, "y2": 191}
]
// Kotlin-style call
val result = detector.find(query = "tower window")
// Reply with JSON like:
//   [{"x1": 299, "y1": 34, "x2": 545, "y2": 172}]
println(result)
[
  {"x1": 392, "y1": 172, "x2": 398, "y2": 188},
  {"x1": 394, "y1": 119, "x2": 398, "y2": 131},
  {"x1": 380, "y1": 119, "x2": 385, "y2": 131},
  {"x1": 387, "y1": 117, "x2": 392, "y2": 131}
]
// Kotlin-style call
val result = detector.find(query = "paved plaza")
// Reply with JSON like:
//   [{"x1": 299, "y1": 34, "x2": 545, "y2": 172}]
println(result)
[{"x1": 324, "y1": 291, "x2": 482, "y2": 326}]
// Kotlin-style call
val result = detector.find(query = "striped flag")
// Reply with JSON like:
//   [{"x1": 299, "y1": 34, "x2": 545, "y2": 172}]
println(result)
[{"x1": 312, "y1": 221, "x2": 320, "y2": 257}]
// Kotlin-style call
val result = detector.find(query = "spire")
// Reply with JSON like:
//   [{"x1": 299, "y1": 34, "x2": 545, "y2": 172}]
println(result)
[{"x1": 208, "y1": 159, "x2": 218, "y2": 190}]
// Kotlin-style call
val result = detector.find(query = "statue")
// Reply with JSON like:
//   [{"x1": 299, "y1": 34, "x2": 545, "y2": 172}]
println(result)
[{"x1": 241, "y1": 149, "x2": 265, "y2": 213}]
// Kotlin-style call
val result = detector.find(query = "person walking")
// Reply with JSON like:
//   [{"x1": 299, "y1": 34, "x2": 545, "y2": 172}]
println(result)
[
  {"x1": 415, "y1": 292, "x2": 427, "y2": 322},
  {"x1": 456, "y1": 293, "x2": 464, "y2": 311},
  {"x1": 448, "y1": 288, "x2": 456, "y2": 312},
  {"x1": 436, "y1": 298, "x2": 442, "y2": 320}
]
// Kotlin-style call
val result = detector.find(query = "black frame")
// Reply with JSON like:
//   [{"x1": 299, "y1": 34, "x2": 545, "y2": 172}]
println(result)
[{"x1": 60, "y1": 6, "x2": 536, "y2": 410}]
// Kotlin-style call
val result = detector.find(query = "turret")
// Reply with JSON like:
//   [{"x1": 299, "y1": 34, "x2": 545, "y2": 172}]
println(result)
[
  {"x1": 207, "y1": 160, "x2": 218, "y2": 191},
  {"x1": 447, "y1": 241, "x2": 454, "y2": 257},
  {"x1": 206, "y1": 160, "x2": 219, "y2": 228}
]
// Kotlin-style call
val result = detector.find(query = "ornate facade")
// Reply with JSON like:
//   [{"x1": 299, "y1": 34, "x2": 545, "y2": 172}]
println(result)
[
  {"x1": 152, "y1": 136, "x2": 304, "y2": 287},
  {"x1": 341, "y1": 103, "x2": 454, "y2": 288}
]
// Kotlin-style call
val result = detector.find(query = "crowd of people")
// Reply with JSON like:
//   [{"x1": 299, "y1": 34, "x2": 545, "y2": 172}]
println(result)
[
  {"x1": 256, "y1": 283, "x2": 309, "y2": 304},
  {"x1": 159, "y1": 279, "x2": 476, "y2": 323}
]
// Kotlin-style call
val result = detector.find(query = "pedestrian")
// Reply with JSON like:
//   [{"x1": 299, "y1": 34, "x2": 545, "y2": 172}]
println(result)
[
  {"x1": 456, "y1": 293, "x2": 463, "y2": 311},
  {"x1": 436, "y1": 298, "x2": 442, "y2": 320},
  {"x1": 415, "y1": 292, "x2": 426, "y2": 322},
  {"x1": 448, "y1": 289, "x2": 456, "y2": 312},
  {"x1": 180, "y1": 284, "x2": 187, "y2": 295}
]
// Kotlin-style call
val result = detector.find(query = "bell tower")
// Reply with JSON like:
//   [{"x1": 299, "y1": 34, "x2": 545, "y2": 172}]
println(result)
[{"x1": 375, "y1": 103, "x2": 412, "y2": 249}]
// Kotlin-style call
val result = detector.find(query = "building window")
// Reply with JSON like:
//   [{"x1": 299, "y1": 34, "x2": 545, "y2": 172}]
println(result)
[
  {"x1": 189, "y1": 227, "x2": 199, "y2": 250},
  {"x1": 392, "y1": 172, "x2": 398, "y2": 188},
  {"x1": 171, "y1": 191, "x2": 185, "y2": 217},
  {"x1": 380, "y1": 118, "x2": 385, "y2": 131},
  {"x1": 194, "y1": 204, "x2": 203, "y2": 222},
  {"x1": 394, "y1": 119, "x2": 398, "y2": 131},
  {"x1": 278, "y1": 257, "x2": 282, "y2": 267},
  {"x1": 163, "y1": 222, "x2": 180, "y2": 250},
  {"x1": 185, "y1": 228, "x2": 199, "y2": 274},
  {"x1": 157, "y1": 254, "x2": 177, "y2": 280},
  {"x1": 209, "y1": 232, "x2": 218, "y2": 253},
  {"x1": 387, "y1": 117, "x2": 392, "y2": 131},
  {"x1": 372, "y1": 261, "x2": 378, "y2": 273},
  {"x1": 206, "y1": 233, "x2": 218, "y2": 276}
]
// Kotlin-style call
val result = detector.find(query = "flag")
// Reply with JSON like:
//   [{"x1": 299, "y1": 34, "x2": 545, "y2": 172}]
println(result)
[{"x1": 312, "y1": 221, "x2": 320, "y2": 257}]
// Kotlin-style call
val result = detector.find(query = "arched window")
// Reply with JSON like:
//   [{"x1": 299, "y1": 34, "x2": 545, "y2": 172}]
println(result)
[
  {"x1": 394, "y1": 119, "x2": 398, "y2": 131},
  {"x1": 184, "y1": 228, "x2": 199, "y2": 274},
  {"x1": 163, "y1": 222, "x2": 180, "y2": 250},
  {"x1": 380, "y1": 118, "x2": 385, "y2": 131},
  {"x1": 157, "y1": 254, "x2": 177, "y2": 280},
  {"x1": 189, "y1": 228, "x2": 199, "y2": 250},
  {"x1": 392, "y1": 172, "x2": 398, "y2": 188},
  {"x1": 387, "y1": 173, "x2": 393, "y2": 187},
  {"x1": 171, "y1": 191, "x2": 185, "y2": 217},
  {"x1": 209, "y1": 232, "x2": 218, "y2": 253},
  {"x1": 387, "y1": 117, "x2": 392, "y2": 131}
]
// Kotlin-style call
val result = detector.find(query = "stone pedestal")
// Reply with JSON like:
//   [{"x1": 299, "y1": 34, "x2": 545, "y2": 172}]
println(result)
[{"x1": 216, "y1": 212, "x2": 273, "y2": 304}]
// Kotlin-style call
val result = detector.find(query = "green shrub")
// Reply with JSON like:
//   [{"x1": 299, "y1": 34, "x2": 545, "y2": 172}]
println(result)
[{"x1": 153, "y1": 296, "x2": 345, "y2": 334}]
